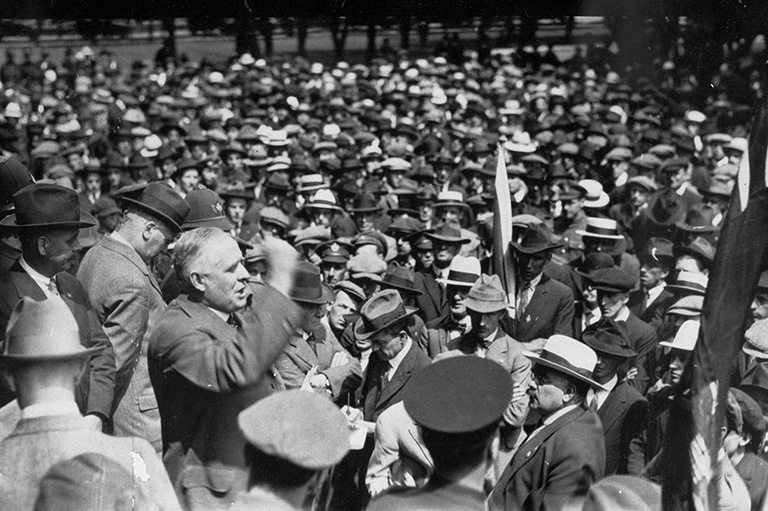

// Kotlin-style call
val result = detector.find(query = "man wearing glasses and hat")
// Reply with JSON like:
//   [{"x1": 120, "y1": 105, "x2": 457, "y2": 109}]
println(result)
[
  {"x1": 78, "y1": 182, "x2": 190, "y2": 451},
  {"x1": 0, "y1": 184, "x2": 117, "y2": 430},
  {"x1": 275, "y1": 261, "x2": 361, "y2": 404},
  {"x1": 488, "y1": 334, "x2": 606, "y2": 511},
  {"x1": 148, "y1": 228, "x2": 302, "y2": 510}
]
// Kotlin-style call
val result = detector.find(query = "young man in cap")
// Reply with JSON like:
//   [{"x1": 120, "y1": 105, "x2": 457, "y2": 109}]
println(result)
[
  {"x1": 0, "y1": 183, "x2": 117, "y2": 429},
  {"x1": 488, "y1": 334, "x2": 606, "y2": 511},
  {"x1": 232, "y1": 390, "x2": 350, "y2": 511},
  {"x1": 147, "y1": 228, "x2": 302, "y2": 510},
  {"x1": 276, "y1": 261, "x2": 361, "y2": 404},
  {"x1": 0, "y1": 296, "x2": 179, "y2": 511},
  {"x1": 414, "y1": 219, "x2": 472, "y2": 323},
  {"x1": 78, "y1": 181, "x2": 190, "y2": 451},
  {"x1": 587, "y1": 266, "x2": 658, "y2": 394},
  {"x1": 581, "y1": 318, "x2": 647, "y2": 475},
  {"x1": 729, "y1": 388, "x2": 768, "y2": 511},
  {"x1": 507, "y1": 223, "x2": 575, "y2": 349},
  {"x1": 368, "y1": 356, "x2": 514, "y2": 510},
  {"x1": 628, "y1": 237, "x2": 677, "y2": 330}
]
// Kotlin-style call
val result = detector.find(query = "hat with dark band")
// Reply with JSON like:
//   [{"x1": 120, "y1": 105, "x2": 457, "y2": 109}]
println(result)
[
  {"x1": 316, "y1": 240, "x2": 353, "y2": 264},
  {"x1": 379, "y1": 266, "x2": 423, "y2": 296},
  {"x1": 354, "y1": 289, "x2": 418, "y2": 340},
  {"x1": 118, "y1": 182, "x2": 190, "y2": 233},
  {"x1": 438, "y1": 255, "x2": 481, "y2": 287},
  {"x1": 581, "y1": 318, "x2": 636, "y2": 359},
  {"x1": 0, "y1": 183, "x2": 96, "y2": 230},
  {"x1": 461, "y1": 274, "x2": 509, "y2": 314},
  {"x1": 665, "y1": 271, "x2": 708, "y2": 296},
  {"x1": 576, "y1": 217, "x2": 624, "y2": 240},
  {"x1": 290, "y1": 261, "x2": 332, "y2": 305},
  {"x1": 525, "y1": 334, "x2": 605, "y2": 390},
  {"x1": 424, "y1": 220, "x2": 471, "y2": 244}
]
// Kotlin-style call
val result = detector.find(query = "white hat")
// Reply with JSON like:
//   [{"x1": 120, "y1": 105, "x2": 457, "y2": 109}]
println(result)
[
  {"x1": 504, "y1": 131, "x2": 536, "y2": 153},
  {"x1": 437, "y1": 255, "x2": 481, "y2": 287},
  {"x1": 267, "y1": 129, "x2": 290, "y2": 147},
  {"x1": 140, "y1": 135, "x2": 163, "y2": 158},
  {"x1": 576, "y1": 217, "x2": 624, "y2": 240},
  {"x1": 579, "y1": 179, "x2": 610, "y2": 209},
  {"x1": 685, "y1": 110, "x2": 706, "y2": 124},
  {"x1": 208, "y1": 71, "x2": 225, "y2": 85},
  {"x1": 524, "y1": 335, "x2": 604, "y2": 389},
  {"x1": 659, "y1": 320, "x2": 700, "y2": 351},
  {"x1": 743, "y1": 318, "x2": 768, "y2": 360},
  {"x1": 3, "y1": 102, "x2": 21, "y2": 118}
]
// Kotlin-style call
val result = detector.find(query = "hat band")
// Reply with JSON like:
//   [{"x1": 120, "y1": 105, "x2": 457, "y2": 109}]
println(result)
[
  {"x1": 467, "y1": 291, "x2": 506, "y2": 303},
  {"x1": 585, "y1": 225, "x2": 619, "y2": 237},
  {"x1": 362, "y1": 303, "x2": 409, "y2": 332},
  {"x1": 446, "y1": 270, "x2": 478, "y2": 284},
  {"x1": 538, "y1": 349, "x2": 594, "y2": 380}
]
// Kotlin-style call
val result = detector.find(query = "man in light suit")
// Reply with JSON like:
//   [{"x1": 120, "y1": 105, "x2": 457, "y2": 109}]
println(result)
[
  {"x1": 0, "y1": 183, "x2": 116, "y2": 429},
  {"x1": 148, "y1": 228, "x2": 302, "y2": 510},
  {"x1": 0, "y1": 296, "x2": 180, "y2": 511},
  {"x1": 488, "y1": 335, "x2": 606, "y2": 511},
  {"x1": 505, "y1": 223, "x2": 575, "y2": 351},
  {"x1": 78, "y1": 182, "x2": 190, "y2": 451},
  {"x1": 581, "y1": 318, "x2": 647, "y2": 475}
]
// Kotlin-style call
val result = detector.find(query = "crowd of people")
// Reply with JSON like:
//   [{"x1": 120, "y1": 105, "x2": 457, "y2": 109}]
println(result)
[{"x1": 0, "y1": 30, "x2": 766, "y2": 510}]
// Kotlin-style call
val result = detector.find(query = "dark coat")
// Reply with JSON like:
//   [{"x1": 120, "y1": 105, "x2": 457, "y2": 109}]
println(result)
[
  {"x1": 503, "y1": 274, "x2": 575, "y2": 344},
  {"x1": 147, "y1": 285, "x2": 302, "y2": 511},
  {"x1": 0, "y1": 261, "x2": 116, "y2": 420},
  {"x1": 628, "y1": 287, "x2": 676, "y2": 331},
  {"x1": 597, "y1": 381, "x2": 648, "y2": 475},
  {"x1": 361, "y1": 341, "x2": 431, "y2": 423},
  {"x1": 618, "y1": 311, "x2": 658, "y2": 395},
  {"x1": 488, "y1": 405, "x2": 606, "y2": 511},
  {"x1": 413, "y1": 268, "x2": 448, "y2": 324}
]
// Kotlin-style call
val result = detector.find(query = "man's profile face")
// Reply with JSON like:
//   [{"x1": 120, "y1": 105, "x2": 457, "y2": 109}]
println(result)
[
  {"x1": 529, "y1": 367, "x2": 570, "y2": 415},
  {"x1": 370, "y1": 329, "x2": 405, "y2": 361},
  {"x1": 751, "y1": 291, "x2": 768, "y2": 320},
  {"x1": 42, "y1": 228, "x2": 81, "y2": 273},
  {"x1": 198, "y1": 237, "x2": 251, "y2": 313}
]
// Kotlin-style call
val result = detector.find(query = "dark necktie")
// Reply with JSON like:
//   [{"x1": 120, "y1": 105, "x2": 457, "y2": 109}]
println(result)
[
  {"x1": 446, "y1": 320, "x2": 467, "y2": 335},
  {"x1": 227, "y1": 314, "x2": 241, "y2": 332}
]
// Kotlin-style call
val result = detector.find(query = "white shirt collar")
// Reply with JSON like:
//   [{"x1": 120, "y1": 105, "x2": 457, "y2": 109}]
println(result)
[
  {"x1": 388, "y1": 337, "x2": 412, "y2": 378},
  {"x1": 108, "y1": 231, "x2": 138, "y2": 255},
  {"x1": 525, "y1": 272, "x2": 543, "y2": 289},
  {"x1": 207, "y1": 307, "x2": 230, "y2": 322},
  {"x1": 590, "y1": 374, "x2": 618, "y2": 410},
  {"x1": 646, "y1": 282, "x2": 666, "y2": 306},
  {"x1": 483, "y1": 328, "x2": 499, "y2": 344},
  {"x1": 21, "y1": 401, "x2": 80, "y2": 420},
  {"x1": 19, "y1": 256, "x2": 54, "y2": 297},
  {"x1": 613, "y1": 305, "x2": 630, "y2": 322},
  {"x1": 526, "y1": 403, "x2": 580, "y2": 442},
  {"x1": 676, "y1": 181, "x2": 690, "y2": 196}
]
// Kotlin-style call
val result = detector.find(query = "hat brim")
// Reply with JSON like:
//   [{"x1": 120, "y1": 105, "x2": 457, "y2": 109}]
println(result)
[
  {"x1": 436, "y1": 277, "x2": 477, "y2": 287},
  {"x1": 379, "y1": 281, "x2": 423, "y2": 295},
  {"x1": 743, "y1": 344, "x2": 768, "y2": 360},
  {"x1": 182, "y1": 216, "x2": 234, "y2": 231},
  {"x1": 354, "y1": 307, "x2": 418, "y2": 341},
  {"x1": 424, "y1": 233, "x2": 471, "y2": 244},
  {"x1": 461, "y1": 298, "x2": 509, "y2": 313},
  {"x1": 673, "y1": 221, "x2": 719, "y2": 233},
  {"x1": 574, "y1": 229, "x2": 623, "y2": 240},
  {"x1": 303, "y1": 203, "x2": 343, "y2": 212},
  {"x1": 509, "y1": 240, "x2": 563, "y2": 254},
  {"x1": 119, "y1": 196, "x2": 183, "y2": 233},
  {"x1": 665, "y1": 284, "x2": 706, "y2": 296},
  {"x1": 524, "y1": 350, "x2": 606, "y2": 391},
  {"x1": 0, "y1": 345, "x2": 103, "y2": 364},
  {"x1": 584, "y1": 195, "x2": 610, "y2": 209},
  {"x1": 0, "y1": 211, "x2": 97, "y2": 230}
]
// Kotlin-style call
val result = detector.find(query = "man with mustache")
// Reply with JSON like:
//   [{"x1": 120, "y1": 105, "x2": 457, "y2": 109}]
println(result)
[{"x1": 0, "y1": 183, "x2": 116, "y2": 431}]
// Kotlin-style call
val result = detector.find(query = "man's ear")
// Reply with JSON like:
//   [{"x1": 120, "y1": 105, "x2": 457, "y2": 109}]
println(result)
[
  {"x1": 740, "y1": 432, "x2": 753, "y2": 448},
  {"x1": 189, "y1": 271, "x2": 206, "y2": 293},
  {"x1": 35, "y1": 235, "x2": 49, "y2": 257}
]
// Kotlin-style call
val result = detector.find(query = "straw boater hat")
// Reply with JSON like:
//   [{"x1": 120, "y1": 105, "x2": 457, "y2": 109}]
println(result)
[
  {"x1": 461, "y1": 274, "x2": 510, "y2": 314},
  {"x1": 665, "y1": 271, "x2": 708, "y2": 296},
  {"x1": 437, "y1": 255, "x2": 481, "y2": 287},
  {"x1": 354, "y1": 289, "x2": 418, "y2": 341},
  {"x1": 524, "y1": 334, "x2": 605, "y2": 390},
  {"x1": 576, "y1": 217, "x2": 624, "y2": 240}
]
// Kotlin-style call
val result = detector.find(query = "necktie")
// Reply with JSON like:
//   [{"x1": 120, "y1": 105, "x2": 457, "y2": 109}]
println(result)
[
  {"x1": 227, "y1": 314, "x2": 241, "y2": 332},
  {"x1": 47, "y1": 278, "x2": 59, "y2": 297},
  {"x1": 518, "y1": 283, "x2": 532, "y2": 317},
  {"x1": 447, "y1": 320, "x2": 467, "y2": 335}
]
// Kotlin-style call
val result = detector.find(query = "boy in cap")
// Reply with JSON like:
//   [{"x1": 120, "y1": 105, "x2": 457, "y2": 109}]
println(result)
[
  {"x1": 232, "y1": 390, "x2": 350, "y2": 511},
  {"x1": 488, "y1": 334, "x2": 606, "y2": 511},
  {"x1": 0, "y1": 296, "x2": 179, "y2": 511},
  {"x1": 0, "y1": 183, "x2": 116, "y2": 429},
  {"x1": 368, "y1": 356, "x2": 514, "y2": 511}
]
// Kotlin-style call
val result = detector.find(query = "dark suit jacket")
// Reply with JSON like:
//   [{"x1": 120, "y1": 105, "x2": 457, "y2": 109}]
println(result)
[
  {"x1": 628, "y1": 287, "x2": 676, "y2": 331},
  {"x1": 362, "y1": 342, "x2": 431, "y2": 423},
  {"x1": 597, "y1": 381, "x2": 647, "y2": 475},
  {"x1": 0, "y1": 261, "x2": 116, "y2": 420},
  {"x1": 488, "y1": 405, "x2": 606, "y2": 511},
  {"x1": 413, "y1": 268, "x2": 448, "y2": 324},
  {"x1": 147, "y1": 284, "x2": 302, "y2": 510},
  {"x1": 504, "y1": 274, "x2": 575, "y2": 344},
  {"x1": 618, "y1": 311, "x2": 658, "y2": 395}
]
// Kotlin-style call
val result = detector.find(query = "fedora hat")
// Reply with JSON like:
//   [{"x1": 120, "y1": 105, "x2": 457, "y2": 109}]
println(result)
[
  {"x1": 424, "y1": 220, "x2": 471, "y2": 244},
  {"x1": 525, "y1": 334, "x2": 605, "y2": 390},
  {"x1": 461, "y1": 273, "x2": 509, "y2": 313},
  {"x1": 675, "y1": 236, "x2": 715, "y2": 266},
  {"x1": 437, "y1": 255, "x2": 481, "y2": 287},
  {"x1": 666, "y1": 295, "x2": 704, "y2": 317},
  {"x1": 740, "y1": 364, "x2": 768, "y2": 415},
  {"x1": 659, "y1": 319, "x2": 699, "y2": 351},
  {"x1": 349, "y1": 192, "x2": 381, "y2": 214},
  {"x1": 575, "y1": 252, "x2": 615, "y2": 278},
  {"x1": 666, "y1": 271, "x2": 708, "y2": 296},
  {"x1": 290, "y1": 261, "x2": 332, "y2": 305},
  {"x1": 576, "y1": 217, "x2": 624, "y2": 240},
  {"x1": 354, "y1": 289, "x2": 417, "y2": 340},
  {"x1": 639, "y1": 237, "x2": 675, "y2": 263},
  {"x1": 646, "y1": 189, "x2": 686, "y2": 226},
  {"x1": 0, "y1": 183, "x2": 96, "y2": 230},
  {"x1": 379, "y1": 266, "x2": 423, "y2": 296},
  {"x1": 510, "y1": 223, "x2": 563, "y2": 254},
  {"x1": 1, "y1": 296, "x2": 102, "y2": 363},
  {"x1": 303, "y1": 189, "x2": 343, "y2": 212},
  {"x1": 218, "y1": 183, "x2": 256, "y2": 201},
  {"x1": 119, "y1": 182, "x2": 191, "y2": 233},
  {"x1": 581, "y1": 318, "x2": 636, "y2": 359},
  {"x1": 675, "y1": 208, "x2": 718, "y2": 233}
]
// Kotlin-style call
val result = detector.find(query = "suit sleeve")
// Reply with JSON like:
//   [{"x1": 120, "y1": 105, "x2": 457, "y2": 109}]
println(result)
[
  {"x1": 366, "y1": 405, "x2": 403, "y2": 496},
  {"x1": 320, "y1": 335, "x2": 362, "y2": 400},
  {"x1": 502, "y1": 353, "x2": 532, "y2": 428},
  {"x1": 98, "y1": 273, "x2": 152, "y2": 373},
  {"x1": 81, "y1": 304, "x2": 117, "y2": 420},
  {"x1": 156, "y1": 285, "x2": 302, "y2": 394},
  {"x1": 552, "y1": 286, "x2": 575, "y2": 337},
  {"x1": 273, "y1": 344, "x2": 312, "y2": 390},
  {"x1": 618, "y1": 397, "x2": 648, "y2": 475}
]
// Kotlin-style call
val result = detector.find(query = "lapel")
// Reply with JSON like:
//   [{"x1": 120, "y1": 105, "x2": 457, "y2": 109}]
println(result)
[
  {"x1": 506, "y1": 406, "x2": 586, "y2": 476},
  {"x1": 376, "y1": 344, "x2": 417, "y2": 409},
  {"x1": 101, "y1": 236, "x2": 163, "y2": 297},
  {"x1": 598, "y1": 383, "x2": 629, "y2": 433},
  {"x1": 486, "y1": 330, "x2": 514, "y2": 360},
  {"x1": 8, "y1": 263, "x2": 47, "y2": 301},
  {"x1": 287, "y1": 333, "x2": 319, "y2": 368},
  {"x1": 517, "y1": 275, "x2": 550, "y2": 332}
]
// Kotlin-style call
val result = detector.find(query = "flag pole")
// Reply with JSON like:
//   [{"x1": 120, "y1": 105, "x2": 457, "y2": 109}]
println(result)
[{"x1": 492, "y1": 138, "x2": 516, "y2": 318}]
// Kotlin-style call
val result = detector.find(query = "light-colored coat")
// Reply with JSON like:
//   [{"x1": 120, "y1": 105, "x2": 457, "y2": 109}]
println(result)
[
  {"x1": 0, "y1": 414, "x2": 180, "y2": 511},
  {"x1": 77, "y1": 234, "x2": 166, "y2": 451}
]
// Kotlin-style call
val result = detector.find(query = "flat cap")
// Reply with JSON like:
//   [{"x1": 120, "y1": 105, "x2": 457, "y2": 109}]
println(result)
[
  {"x1": 238, "y1": 390, "x2": 349, "y2": 469},
  {"x1": 405, "y1": 356, "x2": 513, "y2": 434},
  {"x1": 588, "y1": 267, "x2": 636, "y2": 293}
]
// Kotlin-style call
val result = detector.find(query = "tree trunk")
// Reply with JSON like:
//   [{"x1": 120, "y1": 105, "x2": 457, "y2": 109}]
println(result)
[
  {"x1": 399, "y1": 16, "x2": 410, "y2": 50},
  {"x1": 297, "y1": 18, "x2": 308, "y2": 57},
  {"x1": 329, "y1": 17, "x2": 349, "y2": 61},
  {"x1": 366, "y1": 22, "x2": 377, "y2": 63}
]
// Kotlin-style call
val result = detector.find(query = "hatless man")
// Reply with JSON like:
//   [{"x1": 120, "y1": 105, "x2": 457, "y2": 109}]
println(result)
[
  {"x1": 0, "y1": 296, "x2": 179, "y2": 511},
  {"x1": 78, "y1": 182, "x2": 190, "y2": 450},
  {"x1": 581, "y1": 318, "x2": 647, "y2": 475},
  {"x1": 232, "y1": 390, "x2": 350, "y2": 511},
  {"x1": 368, "y1": 356, "x2": 514, "y2": 510},
  {"x1": 0, "y1": 183, "x2": 116, "y2": 428},
  {"x1": 148, "y1": 228, "x2": 301, "y2": 510},
  {"x1": 488, "y1": 335, "x2": 606, "y2": 510}
]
